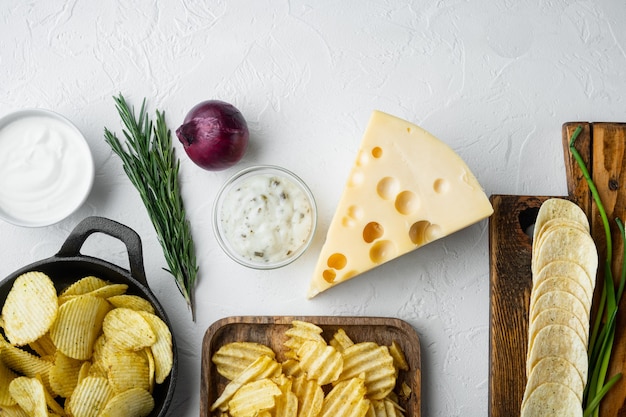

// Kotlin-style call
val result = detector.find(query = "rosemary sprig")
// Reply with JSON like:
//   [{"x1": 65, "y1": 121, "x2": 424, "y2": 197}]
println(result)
[
  {"x1": 569, "y1": 125, "x2": 625, "y2": 416},
  {"x1": 104, "y1": 94, "x2": 198, "y2": 321}
]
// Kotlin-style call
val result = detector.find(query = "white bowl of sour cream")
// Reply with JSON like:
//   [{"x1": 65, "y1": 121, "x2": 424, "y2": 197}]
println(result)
[
  {"x1": 0, "y1": 109, "x2": 94, "y2": 227},
  {"x1": 213, "y1": 165, "x2": 317, "y2": 269}
]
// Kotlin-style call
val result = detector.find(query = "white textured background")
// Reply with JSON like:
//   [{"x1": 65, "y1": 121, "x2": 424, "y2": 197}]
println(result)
[{"x1": 2, "y1": 1, "x2": 626, "y2": 415}]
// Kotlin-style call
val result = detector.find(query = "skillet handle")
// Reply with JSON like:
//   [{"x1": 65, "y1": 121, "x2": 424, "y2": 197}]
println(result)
[{"x1": 56, "y1": 216, "x2": 148, "y2": 287}]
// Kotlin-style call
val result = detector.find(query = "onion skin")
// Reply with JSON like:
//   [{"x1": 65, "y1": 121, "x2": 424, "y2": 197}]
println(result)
[{"x1": 176, "y1": 100, "x2": 249, "y2": 171}]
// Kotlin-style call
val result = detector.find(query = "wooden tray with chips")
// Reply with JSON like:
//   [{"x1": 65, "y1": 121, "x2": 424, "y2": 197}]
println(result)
[
  {"x1": 489, "y1": 122, "x2": 626, "y2": 416},
  {"x1": 199, "y1": 316, "x2": 421, "y2": 417}
]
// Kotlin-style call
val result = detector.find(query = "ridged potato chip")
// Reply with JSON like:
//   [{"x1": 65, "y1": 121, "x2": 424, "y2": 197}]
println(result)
[
  {"x1": 60, "y1": 276, "x2": 108, "y2": 297},
  {"x1": 0, "y1": 339, "x2": 52, "y2": 383},
  {"x1": 284, "y1": 321, "x2": 325, "y2": 357},
  {"x1": 102, "y1": 308, "x2": 156, "y2": 351},
  {"x1": 138, "y1": 311, "x2": 173, "y2": 384},
  {"x1": 320, "y1": 376, "x2": 370, "y2": 417},
  {"x1": 210, "y1": 320, "x2": 412, "y2": 417},
  {"x1": 27, "y1": 333, "x2": 56, "y2": 358},
  {"x1": 99, "y1": 387, "x2": 155, "y2": 417},
  {"x1": 0, "y1": 358, "x2": 18, "y2": 406},
  {"x1": 339, "y1": 342, "x2": 396, "y2": 400},
  {"x1": 330, "y1": 328, "x2": 354, "y2": 353},
  {"x1": 211, "y1": 355, "x2": 281, "y2": 411},
  {"x1": 50, "y1": 294, "x2": 110, "y2": 360},
  {"x1": 0, "y1": 272, "x2": 174, "y2": 417},
  {"x1": 107, "y1": 294, "x2": 155, "y2": 314},
  {"x1": 2, "y1": 272, "x2": 58, "y2": 347},
  {"x1": 228, "y1": 378, "x2": 281, "y2": 417},
  {"x1": 107, "y1": 349, "x2": 151, "y2": 393},
  {"x1": 67, "y1": 376, "x2": 114, "y2": 417},
  {"x1": 212, "y1": 342, "x2": 276, "y2": 381},
  {"x1": 8, "y1": 377, "x2": 47, "y2": 417},
  {"x1": 367, "y1": 397, "x2": 405, "y2": 417},
  {"x1": 297, "y1": 340, "x2": 343, "y2": 386},
  {"x1": 292, "y1": 375, "x2": 324, "y2": 417},
  {"x1": 273, "y1": 374, "x2": 298, "y2": 417},
  {"x1": 389, "y1": 341, "x2": 409, "y2": 373},
  {"x1": 49, "y1": 350, "x2": 83, "y2": 398},
  {"x1": 0, "y1": 404, "x2": 30, "y2": 416}
]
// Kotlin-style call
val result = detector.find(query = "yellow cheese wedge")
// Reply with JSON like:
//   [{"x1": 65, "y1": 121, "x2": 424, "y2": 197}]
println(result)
[{"x1": 308, "y1": 111, "x2": 493, "y2": 298}]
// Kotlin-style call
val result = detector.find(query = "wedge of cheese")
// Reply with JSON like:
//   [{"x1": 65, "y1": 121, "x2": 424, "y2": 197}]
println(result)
[{"x1": 308, "y1": 111, "x2": 493, "y2": 298}]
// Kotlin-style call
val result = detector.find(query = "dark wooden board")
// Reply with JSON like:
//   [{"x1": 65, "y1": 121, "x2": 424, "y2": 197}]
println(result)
[
  {"x1": 200, "y1": 316, "x2": 421, "y2": 417},
  {"x1": 489, "y1": 122, "x2": 626, "y2": 416}
]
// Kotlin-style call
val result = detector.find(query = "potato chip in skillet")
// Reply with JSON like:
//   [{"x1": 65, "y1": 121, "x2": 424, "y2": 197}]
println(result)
[
  {"x1": 99, "y1": 387, "x2": 155, "y2": 417},
  {"x1": 8, "y1": 376, "x2": 47, "y2": 417},
  {"x1": 0, "y1": 358, "x2": 18, "y2": 406},
  {"x1": 102, "y1": 308, "x2": 156, "y2": 351},
  {"x1": 107, "y1": 294, "x2": 155, "y2": 314},
  {"x1": 60, "y1": 275, "x2": 109, "y2": 296},
  {"x1": 137, "y1": 311, "x2": 173, "y2": 385},
  {"x1": 2, "y1": 271, "x2": 58, "y2": 347},
  {"x1": 49, "y1": 350, "x2": 83, "y2": 398},
  {"x1": 67, "y1": 376, "x2": 114, "y2": 417},
  {"x1": 50, "y1": 294, "x2": 110, "y2": 361},
  {"x1": 107, "y1": 349, "x2": 151, "y2": 393}
]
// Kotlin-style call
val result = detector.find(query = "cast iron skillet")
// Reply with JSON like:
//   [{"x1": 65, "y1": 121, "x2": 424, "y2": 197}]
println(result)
[{"x1": 0, "y1": 216, "x2": 177, "y2": 417}]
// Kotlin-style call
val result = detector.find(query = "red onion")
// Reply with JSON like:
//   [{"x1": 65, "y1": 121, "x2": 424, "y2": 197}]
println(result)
[{"x1": 176, "y1": 100, "x2": 249, "y2": 171}]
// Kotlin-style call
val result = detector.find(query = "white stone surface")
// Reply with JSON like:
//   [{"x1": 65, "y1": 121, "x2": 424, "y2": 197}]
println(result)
[{"x1": 2, "y1": 1, "x2": 626, "y2": 415}]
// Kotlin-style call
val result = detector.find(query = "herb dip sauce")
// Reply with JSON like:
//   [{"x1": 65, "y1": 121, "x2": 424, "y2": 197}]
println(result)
[{"x1": 219, "y1": 172, "x2": 314, "y2": 265}]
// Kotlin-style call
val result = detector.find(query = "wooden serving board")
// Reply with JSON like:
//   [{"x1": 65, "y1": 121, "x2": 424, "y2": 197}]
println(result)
[
  {"x1": 200, "y1": 316, "x2": 421, "y2": 417},
  {"x1": 489, "y1": 122, "x2": 626, "y2": 416}
]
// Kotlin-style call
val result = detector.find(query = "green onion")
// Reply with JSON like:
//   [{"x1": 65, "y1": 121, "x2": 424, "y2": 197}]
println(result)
[{"x1": 570, "y1": 125, "x2": 625, "y2": 415}]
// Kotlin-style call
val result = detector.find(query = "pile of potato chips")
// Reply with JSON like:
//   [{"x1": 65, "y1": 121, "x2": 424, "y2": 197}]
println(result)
[
  {"x1": 521, "y1": 198, "x2": 598, "y2": 416},
  {"x1": 210, "y1": 320, "x2": 411, "y2": 417},
  {"x1": 0, "y1": 271, "x2": 173, "y2": 417}
]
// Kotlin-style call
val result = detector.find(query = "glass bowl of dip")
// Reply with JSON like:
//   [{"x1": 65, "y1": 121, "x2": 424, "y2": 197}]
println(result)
[
  {"x1": 0, "y1": 109, "x2": 94, "y2": 227},
  {"x1": 213, "y1": 165, "x2": 317, "y2": 269}
]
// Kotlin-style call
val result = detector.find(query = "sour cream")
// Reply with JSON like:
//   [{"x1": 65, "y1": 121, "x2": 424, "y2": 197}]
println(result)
[
  {"x1": 0, "y1": 110, "x2": 94, "y2": 227},
  {"x1": 214, "y1": 166, "x2": 317, "y2": 268}
]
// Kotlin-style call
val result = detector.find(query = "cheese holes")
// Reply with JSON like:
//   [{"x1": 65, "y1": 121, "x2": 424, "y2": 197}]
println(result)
[
  {"x1": 323, "y1": 269, "x2": 336, "y2": 283},
  {"x1": 377, "y1": 177, "x2": 399, "y2": 200},
  {"x1": 342, "y1": 205, "x2": 364, "y2": 227},
  {"x1": 327, "y1": 253, "x2": 347, "y2": 270},
  {"x1": 348, "y1": 169, "x2": 365, "y2": 187},
  {"x1": 370, "y1": 240, "x2": 396, "y2": 264},
  {"x1": 363, "y1": 222, "x2": 384, "y2": 243},
  {"x1": 395, "y1": 191, "x2": 419, "y2": 215},
  {"x1": 356, "y1": 150, "x2": 369, "y2": 167},
  {"x1": 371, "y1": 147, "x2": 383, "y2": 158},
  {"x1": 433, "y1": 178, "x2": 450, "y2": 194},
  {"x1": 409, "y1": 221, "x2": 443, "y2": 245}
]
